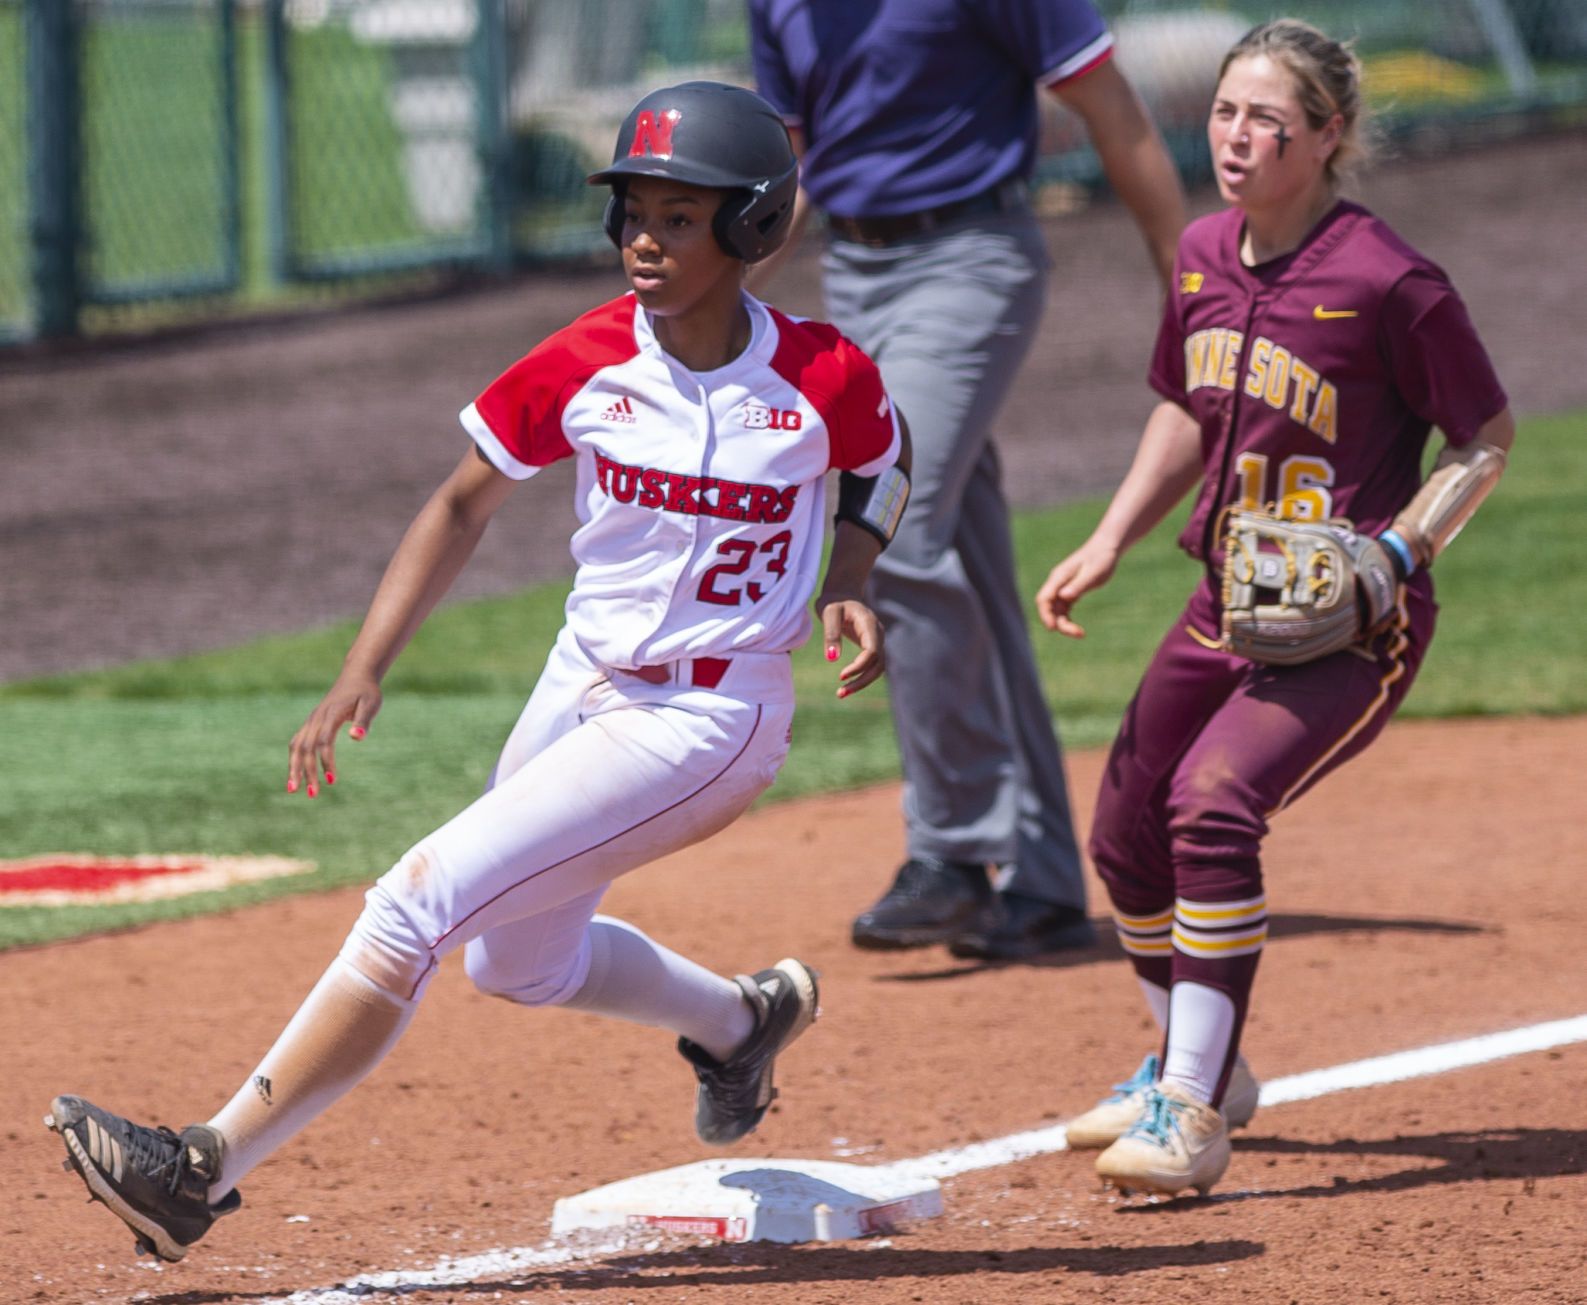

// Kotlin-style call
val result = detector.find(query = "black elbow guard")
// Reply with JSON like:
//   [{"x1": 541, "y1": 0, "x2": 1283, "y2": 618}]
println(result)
[{"x1": 835, "y1": 464, "x2": 910, "y2": 547}]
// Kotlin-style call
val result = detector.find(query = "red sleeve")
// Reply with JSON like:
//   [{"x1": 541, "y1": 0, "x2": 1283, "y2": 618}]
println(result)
[
  {"x1": 472, "y1": 351, "x2": 580, "y2": 469},
  {"x1": 768, "y1": 312, "x2": 898, "y2": 472},
  {"x1": 823, "y1": 335, "x2": 897, "y2": 471},
  {"x1": 469, "y1": 298, "x2": 641, "y2": 472}
]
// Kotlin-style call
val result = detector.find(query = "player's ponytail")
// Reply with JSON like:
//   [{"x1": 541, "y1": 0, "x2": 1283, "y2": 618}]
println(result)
[{"x1": 1219, "y1": 18, "x2": 1371, "y2": 186}]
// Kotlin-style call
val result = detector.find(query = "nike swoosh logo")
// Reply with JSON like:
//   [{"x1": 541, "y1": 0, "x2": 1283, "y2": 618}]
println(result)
[{"x1": 1313, "y1": 305, "x2": 1358, "y2": 319}]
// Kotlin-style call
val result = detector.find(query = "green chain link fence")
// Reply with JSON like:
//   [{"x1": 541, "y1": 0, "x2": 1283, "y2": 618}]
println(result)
[
  {"x1": 0, "y1": 1, "x2": 26, "y2": 340},
  {"x1": 3, "y1": 0, "x2": 1584, "y2": 344},
  {"x1": 80, "y1": 0, "x2": 239, "y2": 302},
  {"x1": 270, "y1": 0, "x2": 506, "y2": 278}
]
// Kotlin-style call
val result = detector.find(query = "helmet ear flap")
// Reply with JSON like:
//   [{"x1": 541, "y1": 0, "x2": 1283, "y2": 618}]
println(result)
[
  {"x1": 710, "y1": 189, "x2": 752, "y2": 260},
  {"x1": 602, "y1": 187, "x2": 625, "y2": 249},
  {"x1": 712, "y1": 167, "x2": 798, "y2": 263}
]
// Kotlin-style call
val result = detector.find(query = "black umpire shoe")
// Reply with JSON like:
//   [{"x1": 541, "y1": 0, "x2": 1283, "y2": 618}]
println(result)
[
  {"x1": 679, "y1": 958, "x2": 819, "y2": 1145},
  {"x1": 47, "y1": 1094, "x2": 241, "y2": 1261},
  {"x1": 948, "y1": 891, "x2": 1098, "y2": 960},
  {"x1": 850, "y1": 857, "x2": 992, "y2": 949}
]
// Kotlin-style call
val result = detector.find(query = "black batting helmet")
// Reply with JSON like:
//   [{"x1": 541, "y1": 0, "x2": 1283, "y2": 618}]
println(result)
[{"x1": 587, "y1": 81, "x2": 798, "y2": 264}]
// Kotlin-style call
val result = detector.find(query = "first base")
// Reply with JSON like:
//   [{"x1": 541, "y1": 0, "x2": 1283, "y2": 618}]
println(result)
[{"x1": 550, "y1": 1157, "x2": 942, "y2": 1243}]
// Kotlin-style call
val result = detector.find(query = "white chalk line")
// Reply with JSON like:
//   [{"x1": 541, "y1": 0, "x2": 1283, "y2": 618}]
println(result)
[{"x1": 251, "y1": 1013, "x2": 1587, "y2": 1303}]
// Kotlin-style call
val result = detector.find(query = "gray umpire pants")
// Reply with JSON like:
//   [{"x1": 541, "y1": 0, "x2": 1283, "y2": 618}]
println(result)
[{"x1": 820, "y1": 208, "x2": 1086, "y2": 909}]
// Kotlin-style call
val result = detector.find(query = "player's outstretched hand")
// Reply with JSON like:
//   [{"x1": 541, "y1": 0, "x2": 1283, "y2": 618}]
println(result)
[
  {"x1": 287, "y1": 668, "x2": 383, "y2": 798},
  {"x1": 818, "y1": 597, "x2": 885, "y2": 698},
  {"x1": 1035, "y1": 538, "x2": 1122, "y2": 639}
]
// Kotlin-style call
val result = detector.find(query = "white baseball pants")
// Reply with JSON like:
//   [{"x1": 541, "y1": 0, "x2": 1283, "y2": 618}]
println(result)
[{"x1": 340, "y1": 628, "x2": 795, "y2": 1005}]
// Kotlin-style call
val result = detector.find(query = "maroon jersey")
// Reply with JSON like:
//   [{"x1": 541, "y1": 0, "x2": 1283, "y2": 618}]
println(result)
[{"x1": 1150, "y1": 201, "x2": 1508, "y2": 567}]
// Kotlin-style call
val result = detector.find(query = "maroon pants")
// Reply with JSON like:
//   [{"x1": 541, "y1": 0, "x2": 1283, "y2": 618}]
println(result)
[{"x1": 1089, "y1": 573, "x2": 1436, "y2": 1071}]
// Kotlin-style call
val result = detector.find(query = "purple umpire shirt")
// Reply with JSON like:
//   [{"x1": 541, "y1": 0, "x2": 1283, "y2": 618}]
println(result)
[
  {"x1": 747, "y1": 0, "x2": 1113, "y2": 217},
  {"x1": 1151, "y1": 201, "x2": 1509, "y2": 569}
]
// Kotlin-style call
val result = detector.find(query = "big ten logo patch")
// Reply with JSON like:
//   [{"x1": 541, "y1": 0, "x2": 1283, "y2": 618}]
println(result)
[{"x1": 742, "y1": 402, "x2": 802, "y2": 431}]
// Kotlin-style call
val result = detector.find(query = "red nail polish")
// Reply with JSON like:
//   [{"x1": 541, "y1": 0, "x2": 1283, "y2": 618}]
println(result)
[
  {"x1": 287, "y1": 780, "x2": 297, "y2": 794},
  {"x1": 351, "y1": 726, "x2": 366, "y2": 740},
  {"x1": 325, "y1": 772, "x2": 335, "y2": 785},
  {"x1": 826, "y1": 647, "x2": 838, "y2": 661},
  {"x1": 307, "y1": 784, "x2": 317, "y2": 798}
]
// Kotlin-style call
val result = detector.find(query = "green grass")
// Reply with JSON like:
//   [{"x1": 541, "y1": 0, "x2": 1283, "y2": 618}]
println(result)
[
  {"x1": 2, "y1": 408, "x2": 1584, "y2": 951},
  {"x1": 1384, "y1": 409, "x2": 1587, "y2": 716}
]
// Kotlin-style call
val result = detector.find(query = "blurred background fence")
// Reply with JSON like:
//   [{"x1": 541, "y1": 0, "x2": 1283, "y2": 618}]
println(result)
[{"x1": 3, "y1": 0, "x2": 1584, "y2": 344}]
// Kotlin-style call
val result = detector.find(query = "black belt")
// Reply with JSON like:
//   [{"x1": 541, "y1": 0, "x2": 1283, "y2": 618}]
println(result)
[{"x1": 826, "y1": 179, "x2": 1028, "y2": 247}]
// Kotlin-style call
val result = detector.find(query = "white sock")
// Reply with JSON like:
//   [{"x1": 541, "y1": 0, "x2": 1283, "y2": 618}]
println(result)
[
  {"x1": 1160, "y1": 981, "x2": 1236, "y2": 1106},
  {"x1": 559, "y1": 916, "x2": 753, "y2": 1061},
  {"x1": 1137, "y1": 977, "x2": 1170, "y2": 1033},
  {"x1": 206, "y1": 957, "x2": 416, "y2": 1201}
]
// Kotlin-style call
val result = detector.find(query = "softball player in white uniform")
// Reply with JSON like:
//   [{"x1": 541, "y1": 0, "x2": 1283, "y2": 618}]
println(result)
[{"x1": 48, "y1": 82, "x2": 910, "y2": 1265}]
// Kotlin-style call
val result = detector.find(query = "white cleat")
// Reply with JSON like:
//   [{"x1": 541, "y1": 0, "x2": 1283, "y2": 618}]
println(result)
[
  {"x1": 1094, "y1": 1081, "x2": 1231, "y2": 1198},
  {"x1": 1067, "y1": 1053, "x2": 1259, "y2": 1150}
]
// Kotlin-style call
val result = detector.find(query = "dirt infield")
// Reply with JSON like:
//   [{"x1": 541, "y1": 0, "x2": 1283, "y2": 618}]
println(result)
[
  {"x1": 5, "y1": 713, "x2": 1586, "y2": 1304},
  {"x1": 2, "y1": 130, "x2": 1584, "y2": 683}
]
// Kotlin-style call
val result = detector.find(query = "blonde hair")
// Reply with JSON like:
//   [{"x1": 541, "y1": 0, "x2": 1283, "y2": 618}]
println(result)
[{"x1": 1219, "y1": 18, "x2": 1370, "y2": 184}]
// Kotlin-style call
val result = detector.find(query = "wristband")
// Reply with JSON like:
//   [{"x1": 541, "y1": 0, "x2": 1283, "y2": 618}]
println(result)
[{"x1": 1377, "y1": 528, "x2": 1417, "y2": 581}]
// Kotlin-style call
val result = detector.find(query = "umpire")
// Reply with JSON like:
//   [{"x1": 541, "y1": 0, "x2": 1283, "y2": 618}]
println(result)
[{"x1": 746, "y1": 0, "x2": 1186, "y2": 958}]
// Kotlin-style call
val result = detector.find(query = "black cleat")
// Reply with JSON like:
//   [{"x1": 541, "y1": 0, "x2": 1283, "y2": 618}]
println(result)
[
  {"x1": 850, "y1": 858, "x2": 991, "y2": 949},
  {"x1": 679, "y1": 959, "x2": 819, "y2": 1145},
  {"x1": 948, "y1": 892, "x2": 1097, "y2": 960},
  {"x1": 47, "y1": 1094, "x2": 240, "y2": 1261}
]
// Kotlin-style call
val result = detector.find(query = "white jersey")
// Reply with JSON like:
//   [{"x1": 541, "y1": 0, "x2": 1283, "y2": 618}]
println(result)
[{"x1": 462, "y1": 291, "x2": 901, "y2": 671}]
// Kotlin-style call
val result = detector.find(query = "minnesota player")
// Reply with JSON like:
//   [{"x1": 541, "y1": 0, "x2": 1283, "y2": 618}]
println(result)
[
  {"x1": 46, "y1": 81, "x2": 910, "y2": 1262},
  {"x1": 1036, "y1": 19, "x2": 1513, "y2": 1196}
]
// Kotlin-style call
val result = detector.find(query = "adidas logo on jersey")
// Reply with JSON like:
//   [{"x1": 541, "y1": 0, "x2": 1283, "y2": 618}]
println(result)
[{"x1": 600, "y1": 396, "x2": 637, "y2": 424}]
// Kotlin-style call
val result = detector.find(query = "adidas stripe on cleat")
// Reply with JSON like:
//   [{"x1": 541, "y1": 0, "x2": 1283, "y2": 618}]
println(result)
[{"x1": 47, "y1": 1094, "x2": 240, "y2": 1261}]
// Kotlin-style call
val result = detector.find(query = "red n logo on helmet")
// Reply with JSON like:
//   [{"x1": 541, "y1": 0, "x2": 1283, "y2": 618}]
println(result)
[{"x1": 629, "y1": 109, "x2": 682, "y2": 159}]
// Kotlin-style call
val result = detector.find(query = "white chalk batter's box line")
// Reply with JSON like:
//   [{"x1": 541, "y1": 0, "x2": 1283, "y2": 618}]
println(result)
[{"x1": 228, "y1": 1013, "x2": 1587, "y2": 1304}]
